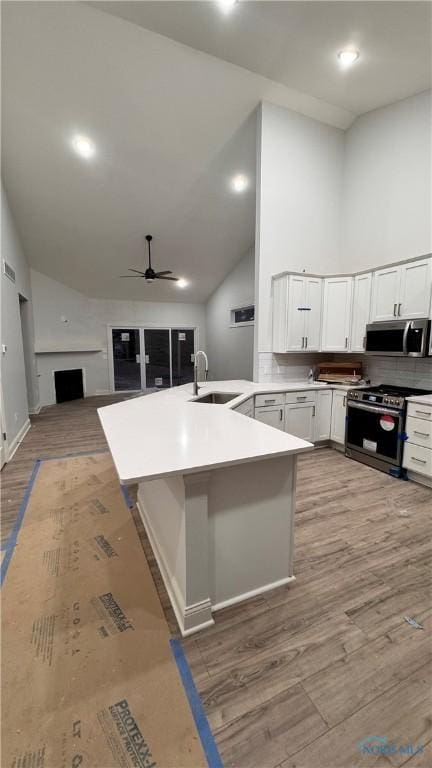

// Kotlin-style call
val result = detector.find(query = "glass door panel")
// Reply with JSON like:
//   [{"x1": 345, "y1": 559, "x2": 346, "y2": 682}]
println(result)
[
  {"x1": 112, "y1": 329, "x2": 141, "y2": 391},
  {"x1": 171, "y1": 329, "x2": 195, "y2": 386},
  {"x1": 144, "y1": 329, "x2": 170, "y2": 388}
]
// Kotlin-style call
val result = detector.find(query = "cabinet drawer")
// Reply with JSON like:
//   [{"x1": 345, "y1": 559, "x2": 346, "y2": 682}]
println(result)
[
  {"x1": 407, "y1": 402, "x2": 432, "y2": 422},
  {"x1": 255, "y1": 393, "x2": 284, "y2": 407},
  {"x1": 405, "y1": 416, "x2": 432, "y2": 450},
  {"x1": 403, "y1": 442, "x2": 432, "y2": 477},
  {"x1": 234, "y1": 397, "x2": 254, "y2": 416},
  {"x1": 285, "y1": 391, "x2": 316, "y2": 405}
]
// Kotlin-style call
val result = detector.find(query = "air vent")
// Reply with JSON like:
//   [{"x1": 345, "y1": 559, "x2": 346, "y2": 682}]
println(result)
[{"x1": 3, "y1": 261, "x2": 16, "y2": 283}]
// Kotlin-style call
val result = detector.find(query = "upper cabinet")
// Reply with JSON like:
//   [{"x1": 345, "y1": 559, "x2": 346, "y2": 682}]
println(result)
[
  {"x1": 272, "y1": 275, "x2": 322, "y2": 353},
  {"x1": 271, "y1": 257, "x2": 432, "y2": 354},
  {"x1": 371, "y1": 258, "x2": 432, "y2": 322},
  {"x1": 351, "y1": 273, "x2": 372, "y2": 352},
  {"x1": 321, "y1": 277, "x2": 353, "y2": 352}
]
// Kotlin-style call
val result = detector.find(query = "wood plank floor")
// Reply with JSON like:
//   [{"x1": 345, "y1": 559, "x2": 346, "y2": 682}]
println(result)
[{"x1": 2, "y1": 396, "x2": 432, "y2": 767}]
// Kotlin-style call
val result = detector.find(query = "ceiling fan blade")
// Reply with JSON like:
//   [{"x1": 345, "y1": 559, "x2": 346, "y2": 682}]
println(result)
[
  {"x1": 119, "y1": 275, "x2": 144, "y2": 278},
  {"x1": 155, "y1": 270, "x2": 172, "y2": 276},
  {"x1": 128, "y1": 268, "x2": 147, "y2": 275},
  {"x1": 156, "y1": 275, "x2": 179, "y2": 281}
]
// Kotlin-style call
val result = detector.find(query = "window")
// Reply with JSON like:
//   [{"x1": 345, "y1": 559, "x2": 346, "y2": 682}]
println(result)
[{"x1": 230, "y1": 305, "x2": 255, "y2": 327}]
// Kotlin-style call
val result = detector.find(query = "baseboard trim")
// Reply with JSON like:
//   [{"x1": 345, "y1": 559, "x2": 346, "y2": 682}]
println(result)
[
  {"x1": 136, "y1": 494, "x2": 214, "y2": 637},
  {"x1": 6, "y1": 419, "x2": 31, "y2": 462},
  {"x1": 213, "y1": 575, "x2": 296, "y2": 612},
  {"x1": 406, "y1": 469, "x2": 432, "y2": 488},
  {"x1": 29, "y1": 404, "x2": 41, "y2": 415}
]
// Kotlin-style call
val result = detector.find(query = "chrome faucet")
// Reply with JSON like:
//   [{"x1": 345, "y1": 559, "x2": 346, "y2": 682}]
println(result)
[{"x1": 193, "y1": 350, "x2": 209, "y2": 396}]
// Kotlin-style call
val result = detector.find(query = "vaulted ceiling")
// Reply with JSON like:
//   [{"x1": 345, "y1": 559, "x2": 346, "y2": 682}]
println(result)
[{"x1": 2, "y1": 2, "x2": 430, "y2": 302}]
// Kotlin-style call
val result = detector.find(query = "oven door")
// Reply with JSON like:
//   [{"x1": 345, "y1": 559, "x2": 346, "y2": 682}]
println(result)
[{"x1": 346, "y1": 401, "x2": 403, "y2": 465}]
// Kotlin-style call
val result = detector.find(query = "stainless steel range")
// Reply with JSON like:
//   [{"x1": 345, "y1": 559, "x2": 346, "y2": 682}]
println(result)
[{"x1": 345, "y1": 384, "x2": 432, "y2": 477}]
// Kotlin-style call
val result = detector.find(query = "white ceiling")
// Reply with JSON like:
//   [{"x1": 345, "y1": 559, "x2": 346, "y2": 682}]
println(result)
[
  {"x1": 94, "y1": 1, "x2": 432, "y2": 115},
  {"x1": 2, "y1": 2, "x2": 430, "y2": 303}
]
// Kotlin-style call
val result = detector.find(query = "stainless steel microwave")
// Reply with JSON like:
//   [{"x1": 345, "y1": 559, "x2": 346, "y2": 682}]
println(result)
[{"x1": 365, "y1": 318, "x2": 430, "y2": 357}]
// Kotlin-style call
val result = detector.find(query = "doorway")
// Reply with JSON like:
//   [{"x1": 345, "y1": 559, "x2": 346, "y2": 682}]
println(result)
[{"x1": 110, "y1": 326, "x2": 196, "y2": 392}]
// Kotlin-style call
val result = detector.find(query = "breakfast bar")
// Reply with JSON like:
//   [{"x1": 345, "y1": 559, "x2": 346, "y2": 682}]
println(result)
[{"x1": 98, "y1": 381, "x2": 313, "y2": 634}]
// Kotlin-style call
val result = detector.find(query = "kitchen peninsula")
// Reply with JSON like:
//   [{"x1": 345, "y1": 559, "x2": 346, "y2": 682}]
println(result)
[{"x1": 98, "y1": 380, "x2": 317, "y2": 635}]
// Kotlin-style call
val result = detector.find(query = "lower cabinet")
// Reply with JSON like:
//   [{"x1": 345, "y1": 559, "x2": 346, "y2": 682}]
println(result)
[
  {"x1": 314, "y1": 390, "x2": 332, "y2": 441},
  {"x1": 331, "y1": 390, "x2": 347, "y2": 445},
  {"x1": 284, "y1": 401, "x2": 315, "y2": 442},
  {"x1": 234, "y1": 397, "x2": 255, "y2": 418},
  {"x1": 254, "y1": 404, "x2": 285, "y2": 431}
]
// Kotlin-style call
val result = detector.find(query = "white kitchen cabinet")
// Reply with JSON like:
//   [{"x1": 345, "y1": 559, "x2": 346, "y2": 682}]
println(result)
[
  {"x1": 371, "y1": 265, "x2": 401, "y2": 321},
  {"x1": 321, "y1": 277, "x2": 353, "y2": 352},
  {"x1": 234, "y1": 397, "x2": 254, "y2": 418},
  {"x1": 351, "y1": 273, "x2": 372, "y2": 351},
  {"x1": 330, "y1": 390, "x2": 347, "y2": 445},
  {"x1": 371, "y1": 258, "x2": 432, "y2": 322},
  {"x1": 399, "y1": 259, "x2": 432, "y2": 319},
  {"x1": 315, "y1": 390, "x2": 332, "y2": 441},
  {"x1": 285, "y1": 402, "x2": 315, "y2": 442},
  {"x1": 272, "y1": 275, "x2": 322, "y2": 352},
  {"x1": 255, "y1": 404, "x2": 285, "y2": 431}
]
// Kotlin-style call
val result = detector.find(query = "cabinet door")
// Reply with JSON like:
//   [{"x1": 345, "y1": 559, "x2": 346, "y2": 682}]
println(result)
[
  {"x1": 272, "y1": 276, "x2": 289, "y2": 352},
  {"x1": 398, "y1": 259, "x2": 432, "y2": 319},
  {"x1": 286, "y1": 276, "x2": 306, "y2": 351},
  {"x1": 351, "y1": 273, "x2": 372, "y2": 352},
  {"x1": 285, "y1": 403, "x2": 315, "y2": 442},
  {"x1": 255, "y1": 405, "x2": 285, "y2": 431},
  {"x1": 331, "y1": 391, "x2": 347, "y2": 445},
  {"x1": 321, "y1": 278, "x2": 353, "y2": 352},
  {"x1": 371, "y1": 266, "x2": 401, "y2": 321},
  {"x1": 315, "y1": 390, "x2": 332, "y2": 441},
  {"x1": 304, "y1": 277, "x2": 322, "y2": 351}
]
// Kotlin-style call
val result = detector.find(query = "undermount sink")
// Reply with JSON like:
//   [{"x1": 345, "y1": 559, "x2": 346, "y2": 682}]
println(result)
[{"x1": 191, "y1": 392, "x2": 242, "y2": 404}]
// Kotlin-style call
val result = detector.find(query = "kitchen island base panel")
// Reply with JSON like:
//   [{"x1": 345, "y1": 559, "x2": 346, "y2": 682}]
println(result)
[{"x1": 137, "y1": 454, "x2": 297, "y2": 636}]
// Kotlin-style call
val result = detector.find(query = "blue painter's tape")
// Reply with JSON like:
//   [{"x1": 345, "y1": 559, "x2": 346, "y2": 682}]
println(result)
[
  {"x1": 1, "y1": 459, "x2": 41, "y2": 586},
  {"x1": 170, "y1": 638, "x2": 223, "y2": 768},
  {"x1": 121, "y1": 485, "x2": 135, "y2": 509}
]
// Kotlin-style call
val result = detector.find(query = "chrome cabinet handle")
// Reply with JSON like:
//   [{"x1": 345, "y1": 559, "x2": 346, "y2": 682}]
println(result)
[
  {"x1": 411, "y1": 456, "x2": 427, "y2": 464},
  {"x1": 415, "y1": 410, "x2": 431, "y2": 417},
  {"x1": 305, "y1": 336, "x2": 308, "y2": 349},
  {"x1": 398, "y1": 303, "x2": 402, "y2": 316},
  {"x1": 393, "y1": 303, "x2": 397, "y2": 316},
  {"x1": 312, "y1": 405, "x2": 316, "y2": 417},
  {"x1": 363, "y1": 336, "x2": 366, "y2": 349},
  {"x1": 301, "y1": 336, "x2": 304, "y2": 348},
  {"x1": 296, "y1": 396, "x2": 307, "y2": 401},
  {"x1": 345, "y1": 337, "x2": 348, "y2": 348},
  {"x1": 279, "y1": 408, "x2": 283, "y2": 421},
  {"x1": 413, "y1": 430, "x2": 430, "y2": 437},
  {"x1": 264, "y1": 398, "x2": 276, "y2": 403},
  {"x1": 343, "y1": 396, "x2": 346, "y2": 407}
]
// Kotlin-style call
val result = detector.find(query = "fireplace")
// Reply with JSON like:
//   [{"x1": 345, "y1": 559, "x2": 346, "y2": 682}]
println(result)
[{"x1": 54, "y1": 369, "x2": 84, "y2": 403}]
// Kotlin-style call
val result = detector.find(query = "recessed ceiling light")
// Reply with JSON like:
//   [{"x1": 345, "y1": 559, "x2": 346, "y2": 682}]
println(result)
[
  {"x1": 72, "y1": 134, "x2": 96, "y2": 159},
  {"x1": 218, "y1": 0, "x2": 237, "y2": 14},
  {"x1": 230, "y1": 174, "x2": 249, "y2": 193},
  {"x1": 337, "y1": 50, "x2": 360, "y2": 67},
  {"x1": 177, "y1": 278, "x2": 188, "y2": 289}
]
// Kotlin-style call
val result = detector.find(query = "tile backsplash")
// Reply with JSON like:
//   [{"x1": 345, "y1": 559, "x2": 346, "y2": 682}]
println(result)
[{"x1": 257, "y1": 352, "x2": 432, "y2": 390}]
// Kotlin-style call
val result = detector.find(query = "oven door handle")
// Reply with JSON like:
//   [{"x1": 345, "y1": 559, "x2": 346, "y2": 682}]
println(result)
[
  {"x1": 347, "y1": 401, "x2": 401, "y2": 418},
  {"x1": 402, "y1": 320, "x2": 411, "y2": 355}
]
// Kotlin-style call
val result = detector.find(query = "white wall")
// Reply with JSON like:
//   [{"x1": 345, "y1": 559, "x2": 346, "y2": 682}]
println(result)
[
  {"x1": 206, "y1": 248, "x2": 254, "y2": 381},
  {"x1": 255, "y1": 101, "x2": 344, "y2": 370},
  {"x1": 30, "y1": 269, "x2": 206, "y2": 406},
  {"x1": 1, "y1": 184, "x2": 39, "y2": 455},
  {"x1": 342, "y1": 90, "x2": 432, "y2": 270}
]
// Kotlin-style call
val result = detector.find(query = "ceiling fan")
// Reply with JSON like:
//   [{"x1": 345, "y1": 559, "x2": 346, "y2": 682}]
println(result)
[{"x1": 120, "y1": 235, "x2": 179, "y2": 283}]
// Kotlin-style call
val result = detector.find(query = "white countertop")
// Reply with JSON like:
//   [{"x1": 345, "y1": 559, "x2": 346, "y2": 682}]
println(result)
[
  {"x1": 406, "y1": 394, "x2": 432, "y2": 406},
  {"x1": 100, "y1": 379, "x2": 353, "y2": 484}
]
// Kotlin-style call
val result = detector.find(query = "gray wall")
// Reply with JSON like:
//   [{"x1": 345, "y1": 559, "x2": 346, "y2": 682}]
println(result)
[
  {"x1": 206, "y1": 248, "x2": 254, "y2": 381},
  {"x1": 31, "y1": 269, "x2": 207, "y2": 406},
  {"x1": 1, "y1": 184, "x2": 39, "y2": 455},
  {"x1": 342, "y1": 90, "x2": 432, "y2": 270}
]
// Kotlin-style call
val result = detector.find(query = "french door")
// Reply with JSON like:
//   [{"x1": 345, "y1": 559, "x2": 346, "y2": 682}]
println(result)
[{"x1": 110, "y1": 327, "x2": 196, "y2": 392}]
